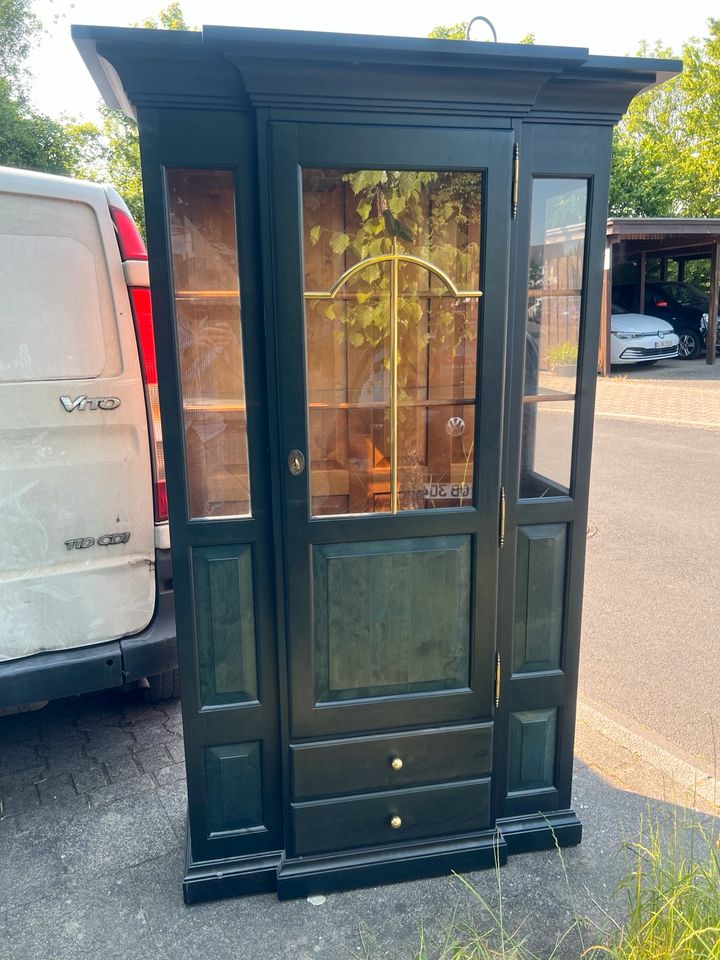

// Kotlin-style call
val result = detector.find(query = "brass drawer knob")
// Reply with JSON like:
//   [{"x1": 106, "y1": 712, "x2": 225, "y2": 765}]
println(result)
[
  {"x1": 390, "y1": 815, "x2": 402, "y2": 830},
  {"x1": 390, "y1": 757, "x2": 403, "y2": 771}
]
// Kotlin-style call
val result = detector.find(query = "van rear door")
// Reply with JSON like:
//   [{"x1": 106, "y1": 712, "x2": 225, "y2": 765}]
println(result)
[{"x1": 0, "y1": 168, "x2": 156, "y2": 662}]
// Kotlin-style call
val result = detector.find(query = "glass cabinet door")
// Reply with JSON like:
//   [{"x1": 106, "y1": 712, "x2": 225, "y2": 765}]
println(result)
[
  {"x1": 270, "y1": 123, "x2": 512, "y2": 737},
  {"x1": 302, "y1": 168, "x2": 483, "y2": 517}
]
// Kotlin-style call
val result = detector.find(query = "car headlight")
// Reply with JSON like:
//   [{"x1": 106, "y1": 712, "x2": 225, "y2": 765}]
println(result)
[{"x1": 612, "y1": 331, "x2": 645, "y2": 339}]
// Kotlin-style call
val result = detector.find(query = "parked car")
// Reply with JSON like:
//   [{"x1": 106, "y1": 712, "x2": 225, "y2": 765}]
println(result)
[
  {"x1": 0, "y1": 167, "x2": 177, "y2": 711},
  {"x1": 610, "y1": 305, "x2": 679, "y2": 365},
  {"x1": 613, "y1": 280, "x2": 715, "y2": 360}
]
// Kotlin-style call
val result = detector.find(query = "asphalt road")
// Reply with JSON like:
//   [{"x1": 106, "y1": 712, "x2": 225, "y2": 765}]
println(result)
[{"x1": 580, "y1": 415, "x2": 720, "y2": 766}]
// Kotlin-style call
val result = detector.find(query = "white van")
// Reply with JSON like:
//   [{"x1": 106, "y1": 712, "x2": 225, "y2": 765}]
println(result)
[{"x1": 0, "y1": 167, "x2": 177, "y2": 708}]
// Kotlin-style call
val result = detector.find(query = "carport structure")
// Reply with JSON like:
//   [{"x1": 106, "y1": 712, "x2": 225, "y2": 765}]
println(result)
[{"x1": 599, "y1": 218, "x2": 720, "y2": 375}]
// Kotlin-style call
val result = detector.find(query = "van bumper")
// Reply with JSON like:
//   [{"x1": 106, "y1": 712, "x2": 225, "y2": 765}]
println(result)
[{"x1": 0, "y1": 550, "x2": 176, "y2": 709}]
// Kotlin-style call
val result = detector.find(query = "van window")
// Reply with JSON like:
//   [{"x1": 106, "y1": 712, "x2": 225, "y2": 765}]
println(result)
[{"x1": 0, "y1": 195, "x2": 107, "y2": 382}]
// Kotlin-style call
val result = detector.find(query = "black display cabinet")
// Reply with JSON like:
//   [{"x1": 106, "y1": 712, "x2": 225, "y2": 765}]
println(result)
[{"x1": 74, "y1": 24, "x2": 679, "y2": 902}]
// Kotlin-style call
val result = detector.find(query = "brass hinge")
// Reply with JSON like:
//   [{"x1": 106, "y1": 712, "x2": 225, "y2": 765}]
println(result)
[
  {"x1": 511, "y1": 142, "x2": 519, "y2": 219},
  {"x1": 494, "y1": 652, "x2": 501, "y2": 708},
  {"x1": 499, "y1": 485, "x2": 506, "y2": 549}
]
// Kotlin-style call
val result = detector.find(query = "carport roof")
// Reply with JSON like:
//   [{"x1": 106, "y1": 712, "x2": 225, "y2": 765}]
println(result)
[{"x1": 607, "y1": 218, "x2": 720, "y2": 241}]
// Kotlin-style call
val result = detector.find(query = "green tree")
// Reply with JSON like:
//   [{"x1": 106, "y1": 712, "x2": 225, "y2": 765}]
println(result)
[
  {"x1": 0, "y1": 0, "x2": 40, "y2": 93},
  {"x1": 101, "y1": 107, "x2": 145, "y2": 230},
  {"x1": 0, "y1": 0, "x2": 98, "y2": 175},
  {"x1": 428, "y1": 22, "x2": 467, "y2": 41},
  {"x1": 97, "y1": 4, "x2": 196, "y2": 233},
  {"x1": 0, "y1": 92, "x2": 77, "y2": 172},
  {"x1": 0, "y1": 2, "x2": 192, "y2": 230},
  {"x1": 428, "y1": 22, "x2": 534, "y2": 43},
  {"x1": 610, "y1": 22, "x2": 720, "y2": 218},
  {"x1": 136, "y1": 2, "x2": 191, "y2": 30}
]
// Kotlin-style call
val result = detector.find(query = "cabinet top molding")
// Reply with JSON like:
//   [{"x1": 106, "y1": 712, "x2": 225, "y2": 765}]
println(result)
[{"x1": 72, "y1": 24, "x2": 681, "y2": 124}]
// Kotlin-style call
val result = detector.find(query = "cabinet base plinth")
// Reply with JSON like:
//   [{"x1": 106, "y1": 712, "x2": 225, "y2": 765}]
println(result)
[{"x1": 182, "y1": 810, "x2": 581, "y2": 904}]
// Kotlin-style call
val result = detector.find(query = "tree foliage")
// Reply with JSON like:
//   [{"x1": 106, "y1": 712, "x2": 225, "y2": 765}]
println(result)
[
  {"x1": 428, "y1": 21, "x2": 534, "y2": 44},
  {"x1": 100, "y1": 107, "x2": 145, "y2": 230},
  {"x1": 428, "y1": 22, "x2": 467, "y2": 41},
  {"x1": 0, "y1": 0, "x2": 40, "y2": 93},
  {"x1": 0, "y1": 87, "x2": 76, "y2": 172},
  {"x1": 0, "y1": 0, "x2": 86, "y2": 175},
  {"x1": 0, "y1": 2, "x2": 193, "y2": 235},
  {"x1": 98, "y1": 4, "x2": 196, "y2": 232},
  {"x1": 135, "y1": 2, "x2": 191, "y2": 30},
  {"x1": 610, "y1": 22, "x2": 720, "y2": 217}
]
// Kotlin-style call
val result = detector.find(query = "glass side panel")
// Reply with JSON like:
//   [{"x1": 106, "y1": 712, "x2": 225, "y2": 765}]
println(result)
[
  {"x1": 302, "y1": 169, "x2": 482, "y2": 516},
  {"x1": 166, "y1": 169, "x2": 251, "y2": 519},
  {"x1": 520, "y1": 179, "x2": 588, "y2": 499}
]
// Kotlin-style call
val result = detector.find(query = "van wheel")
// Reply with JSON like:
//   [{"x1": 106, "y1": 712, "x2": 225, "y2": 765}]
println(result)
[
  {"x1": 144, "y1": 668, "x2": 181, "y2": 702},
  {"x1": 677, "y1": 329, "x2": 702, "y2": 360}
]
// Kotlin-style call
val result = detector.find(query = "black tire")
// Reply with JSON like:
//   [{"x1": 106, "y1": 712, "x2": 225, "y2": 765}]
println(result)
[
  {"x1": 144, "y1": 667, "x2": 181, "y2": 702},
  {"x1": 677, "y1": 329, "x2": 702, "y2": 360}
]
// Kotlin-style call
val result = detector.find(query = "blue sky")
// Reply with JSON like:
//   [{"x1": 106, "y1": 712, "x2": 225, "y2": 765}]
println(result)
[{"x1": 29, "y1": 0, "x2": 712, "y2": 121}]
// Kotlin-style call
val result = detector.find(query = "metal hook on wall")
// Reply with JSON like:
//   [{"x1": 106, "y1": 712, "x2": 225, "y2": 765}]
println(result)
[{"x1": 465, "y1": 16, "x2": 498, "y2": 42}]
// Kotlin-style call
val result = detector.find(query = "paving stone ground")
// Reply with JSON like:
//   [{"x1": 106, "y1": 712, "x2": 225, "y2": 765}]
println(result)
[
  {"x1": 543, "y1": 361, "x2": 720, "y2": 430},
  {"x1": 1, "y1": 688, "x2": 717, "y2": 960},
  {"x1": 0, "y1": 692, "x2": 185, "y2": 838},
  {"x1": 594, "y1": 375, "x2": 720, "y2": 429}
]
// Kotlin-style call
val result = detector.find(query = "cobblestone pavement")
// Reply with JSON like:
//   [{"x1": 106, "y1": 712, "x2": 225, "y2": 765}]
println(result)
[
  {"x1": 0, "y1": 691, "x2": 185, "y2": 837},
  {"x1": 594, "y1": 375, "x2": 720, "y2": 429},
  {"x1": 542, "y1": 361, "x2": 720, "y2": 429}
]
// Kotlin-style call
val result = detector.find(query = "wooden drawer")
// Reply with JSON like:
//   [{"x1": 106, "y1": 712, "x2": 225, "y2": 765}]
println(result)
[
  {"x1": 291, "y1": 778, "x2": 491, "y2": 857},
  {"x1": 290, "y1": 723, "x2": 492, "y2": 801}
]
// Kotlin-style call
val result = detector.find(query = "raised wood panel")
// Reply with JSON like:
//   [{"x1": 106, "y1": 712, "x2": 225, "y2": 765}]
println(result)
[
  {"x1": 508, "y1": 709, "x2": 558, "y2": 794},
  {"x1": 205, "y1": 741, "x2": 264, "y2": 835},
  {"x1": 313, "y1": 535, "x2": 471, "y2": 702},
  {"x1": 193, "y1": 545, "x2": 258, "y2": 707},
  {"x1": 513, "y1": 524, "x2": 566, "y2": 674}
]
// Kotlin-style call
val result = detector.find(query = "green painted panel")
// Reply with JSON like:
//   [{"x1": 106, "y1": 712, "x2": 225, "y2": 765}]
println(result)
[
  {"x1": 193, "y1": 545, "x2": 258, "y2": 706},
  {"x1": 313, "y1": 536, "x2": 471, "y2": 702},
  {"x1": 508, "y1": 709, "x2": 557, "y2": 793},
  {"x1": 205, "y1": 741, "x2": 263, "y2": 835},
  {"x1": 513, "y1": 524, "x2": 566, "y2": 674}
]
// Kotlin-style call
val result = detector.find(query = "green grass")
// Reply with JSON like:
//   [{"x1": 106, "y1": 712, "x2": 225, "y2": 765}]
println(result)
[
  {"x1": 588, "y1": 814, "x2": 720, "y2": 960},
  {"x1": 408, "y1": 813, "x2": 720, "y2": 960}
]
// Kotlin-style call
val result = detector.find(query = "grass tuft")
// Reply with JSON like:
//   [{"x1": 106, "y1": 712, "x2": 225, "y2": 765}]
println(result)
[
  {"x1": 409, "y1": 812, "x2": 720, "y2": 960},
  {"x1": 585, "y1": 812, "x2": 720, "y2": 959}
]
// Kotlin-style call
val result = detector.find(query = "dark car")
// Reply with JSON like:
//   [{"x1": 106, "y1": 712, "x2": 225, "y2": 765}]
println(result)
[{"x1": 613, "y1": 281, "x2": 713, "y2": 360}]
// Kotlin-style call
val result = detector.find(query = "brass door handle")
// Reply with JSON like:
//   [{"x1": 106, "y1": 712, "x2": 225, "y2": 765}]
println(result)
[
  {"x1": 390, "y1": 757, "x2": 403, "y2": 771},
  {"x1": 390, "y1": 815, "x2": 402, "y2": 829}
]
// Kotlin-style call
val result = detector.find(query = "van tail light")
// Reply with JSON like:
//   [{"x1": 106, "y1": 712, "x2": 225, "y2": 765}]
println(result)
[
  {"x1": 655, "y1": 300, "x2": 669, "y2": 308},
  {"x1": 109, "y1": 203, "x2": 148, "y2": 261},
  {"x1": 129, "y1": 286, "x2": 168, "y2": 523}
]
